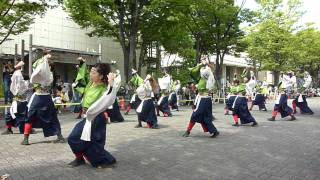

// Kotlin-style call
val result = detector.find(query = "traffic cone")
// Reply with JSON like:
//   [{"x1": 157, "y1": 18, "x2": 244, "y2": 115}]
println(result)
[{"x1": 120, "y1": 97, "x2": 125, "y2": 111}]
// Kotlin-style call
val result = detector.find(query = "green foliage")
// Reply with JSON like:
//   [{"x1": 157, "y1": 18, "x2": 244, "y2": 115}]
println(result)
[
  {"x1": 245, "y1": 0, "x2": 304, "y2": 74},
  {"x1": 0, "y1": 0, "x2": 54, "y2": 45}
]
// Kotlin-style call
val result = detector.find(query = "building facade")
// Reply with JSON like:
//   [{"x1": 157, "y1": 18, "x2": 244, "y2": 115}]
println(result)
[{"x1": 0, "y1": 5, "x2": 124, "y2": 83}]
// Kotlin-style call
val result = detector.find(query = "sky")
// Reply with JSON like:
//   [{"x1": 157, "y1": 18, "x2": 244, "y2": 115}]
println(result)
[{"x1": 236, "y1": 0, "x2": 320, "y2": 28}]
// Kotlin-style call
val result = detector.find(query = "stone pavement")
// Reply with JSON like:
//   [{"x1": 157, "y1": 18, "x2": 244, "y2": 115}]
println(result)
[{"x1": 0, "y1": 98, "x2": 319, "y2": 180}]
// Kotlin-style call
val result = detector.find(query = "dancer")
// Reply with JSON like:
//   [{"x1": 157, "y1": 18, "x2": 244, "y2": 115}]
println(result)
[
  {"x1": 231, "y1": 82, "x2": 258, "y2": 127},
  {"x1": 268, "y1": 83, "x2": 296, "y2": 121},
  {"x1": 21, "y1": 49, "x2": 65, "y2": 145},
  {"x1": 124, "y1": 69, "x2": 143, "y2": 115},
  {"x1": 2, "y1": 61, "x2": 29, "y2": 135},
  {"x1": 292, "y1": 71, "x2": 313, "y2": 115},
  {"x1": 68, "y1": 61, "x2": 121, "y2": 168},
  {"x1": 182, "y1": 59, "x2": 219, "y2": 138},
  {"x1": 105, "y1": 70, "x2": 125, "y2": 122},
  {"x1": 157, "y1": 71, "x2": 172, "y2": 117},
  {"x1": 249, "y1": 82, "x2": 267, "y2": 111},
  {"x1": 169, "y1": 80, "x2": 180, "y2": 111},
  {"x1": 135, "y1": 74, "x2": 159, "y2": 129}
]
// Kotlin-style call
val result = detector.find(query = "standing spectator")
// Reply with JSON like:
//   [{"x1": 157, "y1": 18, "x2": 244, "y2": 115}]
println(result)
[{"x1": 2, "y1": 61, "x2": 14, "y2": 104}]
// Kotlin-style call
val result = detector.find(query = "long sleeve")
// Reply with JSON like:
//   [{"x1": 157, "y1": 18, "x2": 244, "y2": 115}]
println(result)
[
  {"x1": 75, "y1": 63, "x2": 89, "y2": 95},
  {"x1": 10, "y1": 70, "x2": 29, "y2": 96},
  {"x1": 30, "y1": 58, "x2": 53, "y2": 86},
  {"x1": 189, "y1": 64, "x2": 201, "y2": 83}
]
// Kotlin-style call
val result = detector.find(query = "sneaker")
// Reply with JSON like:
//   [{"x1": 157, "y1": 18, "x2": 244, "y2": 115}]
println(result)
[
  {"x1": 210, "y1": 131, "x2": 220, "y2": 138},
  {"x1": 21, "y1": 137, "x2": 30, "y2": 145},
  {"x1": 232, "y1": 123, "x2": 239, "y2": 127},
  {"x1": 151, "y1": 124, "x2": 159, "y2": 129},
  {"x1": 134, "y1": 124, "x2": 142, "y2": 128},
  {"x1": 268, "y1": 117, "x2": 275, "y2": 121},
  {"x1": 288, "y1": 116, "x2": 296, "y2": 121},
  {"x1": 54, "y1": 135, "x2": 66, "y2": 143},
  {"x1": 182, "y1": 131, "x2": 190, "y2": 137},
  {"x1": 96, "y1": 160, "x2": 116, "y2": 169},
  {"x1": 1, "y1": 129, "x2": 13, "y2": 135},
  {"x1": 68, "y1": 158, "x2": 85, "y2": 167},
  {"x1": 251, "y1": 122, "x2": 258, "y2": 127}
]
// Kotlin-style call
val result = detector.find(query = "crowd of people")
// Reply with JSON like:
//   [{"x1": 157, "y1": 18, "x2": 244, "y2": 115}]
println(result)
[{"x1": 0, "y1": 50, "x2": 316, "y2": 169}]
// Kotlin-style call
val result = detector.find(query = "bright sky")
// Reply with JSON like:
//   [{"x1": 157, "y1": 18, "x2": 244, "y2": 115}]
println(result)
[{"x1": 236, "y1": 0, "x2": 320, "y2": 28}]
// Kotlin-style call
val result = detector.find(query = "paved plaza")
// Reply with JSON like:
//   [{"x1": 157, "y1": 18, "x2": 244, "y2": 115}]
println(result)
[{"x1": 0, "y1": 98, "x2": 319, "y2": 180}]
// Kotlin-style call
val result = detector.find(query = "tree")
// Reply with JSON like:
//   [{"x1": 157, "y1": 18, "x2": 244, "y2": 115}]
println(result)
[
  {"x1": 138, "y1": 0, "x2": 195, "y2": 78},
  {"x1": 0, "y1": 0, "x2": 53, "y2": 45},
  {"x1": 245, "y1": 0, "x2": 304, "y2": 85},
  {"x1": 293, "y1": 24, "x2": 320, "y2": 85},
  {"x1": 185, "y1": 0, "x2": 250, "y2": 89},
  {"x1": 64, "y1": 0, "x2": 150, "y2": 82}
]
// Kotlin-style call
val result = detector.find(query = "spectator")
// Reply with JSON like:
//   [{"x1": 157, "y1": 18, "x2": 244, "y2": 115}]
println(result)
[{"x1": 2, "y1": 61, "x2": 14, "y2": 104}]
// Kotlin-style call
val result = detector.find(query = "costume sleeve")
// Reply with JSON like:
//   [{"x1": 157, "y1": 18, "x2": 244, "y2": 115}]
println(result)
[{"x1": 75, "y1": 63, "x2": 89, "y2": 95}]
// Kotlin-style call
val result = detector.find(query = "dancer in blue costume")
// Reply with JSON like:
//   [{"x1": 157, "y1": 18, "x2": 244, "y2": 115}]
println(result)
[
  {"x1": 2, "y1": 61, "x2": 30, "y2": 135},
  {"x1": 224, "y1": 76, "x2": 240, "y2": 115},
  {"x1": 135, "y1": 74, "x2": 159, "y2": 129},
  {"x1": 68, "y1": 59, "x2": 121, "y2": 168},
  {"x1": 157, "y1": 71, "x2": 172, "y2": 117},
  {"x1": 105, "y1": 70, "x2": 125, "y2": 123},
  {"x1": 169, "y1": 80, "x2": 180, "y2": 111},
  {"x1": 292, "y1": 71, "x2": 313, "y2": 115},
  {"x1": 182, "y1": 59, "x2": 219, "y2": 138},
  {"x1": 268, "y1": 82, "x2": 296, "y2": 121},
  {"x1": 249, "y1": 82, "x2": 267, "y2": 111},
  {"x1": 21, "y1": 49, "x2": 65, "y2": 145},
  {"x1": 124, "y1": 69, "x2": 144, "y2": 115},
  {"x1": 231, "y1": 82, "x2": 258, "y2": 127}
]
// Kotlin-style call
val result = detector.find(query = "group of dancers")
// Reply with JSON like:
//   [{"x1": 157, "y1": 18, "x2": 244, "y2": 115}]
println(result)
[
  {"x1": 224, "y1": 69, "x2": 314, "y2": 124},
  {"x1": 1, "y1": 50, "x2": 315, "y2": 169}
]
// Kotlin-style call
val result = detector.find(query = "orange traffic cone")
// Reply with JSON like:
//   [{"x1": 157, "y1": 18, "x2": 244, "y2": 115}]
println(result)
[{"x1": 120, "y1": 97, "x2": 125, "y2": 111}]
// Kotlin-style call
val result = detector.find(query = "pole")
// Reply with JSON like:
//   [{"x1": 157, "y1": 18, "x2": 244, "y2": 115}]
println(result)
[
  {"x1": 28, "y1": 34, "x2": 33, "y2": 77},
  {"x1": 14, "y1": 44, "x2": 18, "y2": 65},
  {"x1": 21, "y1": 40, "x2": 25, "y2": 63}
]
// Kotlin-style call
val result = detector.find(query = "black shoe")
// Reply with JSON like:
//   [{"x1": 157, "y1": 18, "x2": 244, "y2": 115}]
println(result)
[
  {"x1": 268, "y1": 117, "x2": 275, "y2": 121},
  {"x1": 21, "y1": 137, "x2": 30, "y2": 145},
  {"x1": 210, "y1": 131, "x2": 220, "y2": 138},
  {"x1": 1, "y1": 129, "x2": 13, "y2": 135},
  {"x1": 262, "y1": 109, "x2": 267, "y2": 111},
  {"x1": 124, "y1": 112, "x2": 129, "y2": 115},
  {"x1": 232, "y1": 122, "x2": 239, "y2": 127},
  {"x1": 182, "y1": 131, "x2": 190, "y2": 137},
  {"x1": 151, "y1": 125, "x2": 159, "y2": 129},
  {"x1": 97, "y1": 160, "x2": 116, "y2": 169},
  {"x1": 68, "y1": 158, "x2": 85, "y2": 167},
  {"x1": 54, "y1": 135, "x2": 66, "y2": 143},
  {"x1": 288, "y1": 116, "x2": 296, "y2": 121},
  {"x1": 252, "y1": 122, "x2": 258, "y2": 127},
  {"x1": 135, "y1": 124, "x2": 142, "y2": 128}
]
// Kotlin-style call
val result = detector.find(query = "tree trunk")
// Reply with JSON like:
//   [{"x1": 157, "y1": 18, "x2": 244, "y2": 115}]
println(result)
[
  {"x1": 129, "y1": 0, "x2": 139, "y2": 71},
  {"x1": 215, "y1": 53, "x2": 222, "y2": 90},
  {"x1": 273, "y1": 71, "x2": 280, "y2": 86},
  {"x1": 195, "y1": 36, "x2": 201, "y2": 63},
  {"x1": 123, "y1": 47, "x2": 130, "y2": 82},
  {"x1": 156, "y1": 42, "x2": 161, "y2": 76},
  {"x1": 138, "y1": 41, "x2": 147, "y2": 75}
]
